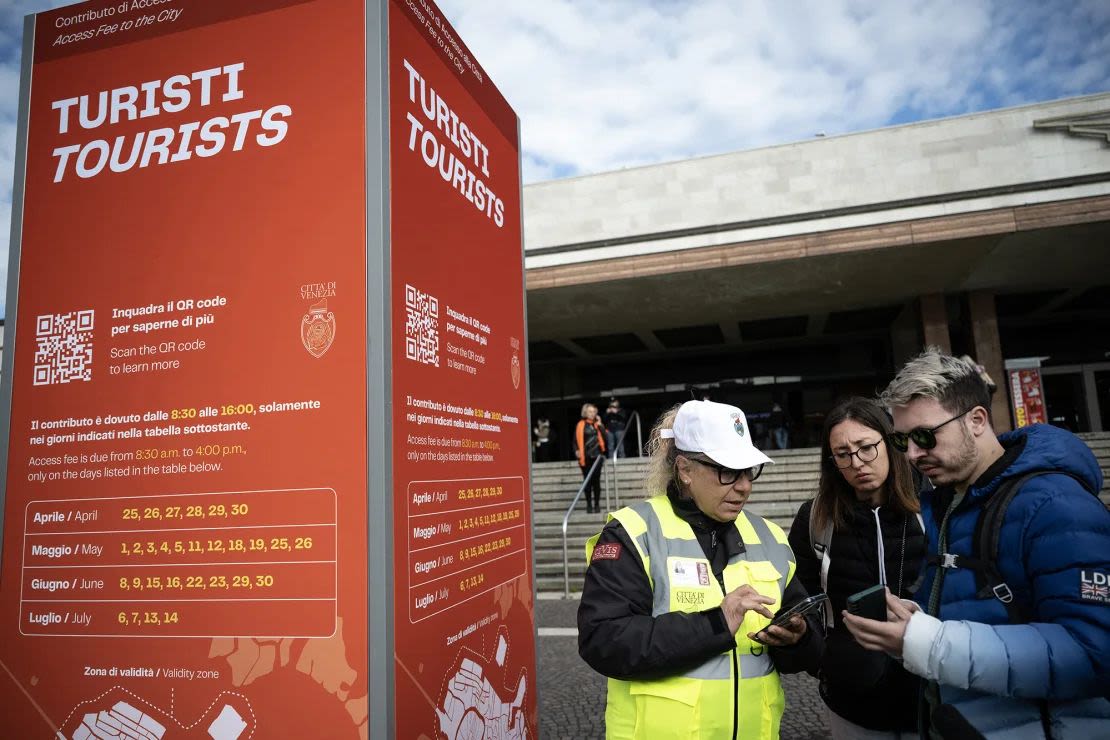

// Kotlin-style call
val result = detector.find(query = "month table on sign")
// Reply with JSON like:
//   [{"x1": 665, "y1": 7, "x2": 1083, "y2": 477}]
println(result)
[
  {"x1": 20, "y1": 488, "x2": 336, "y2": 637},
  {"x1": 406, "y1": 476, "x2": 527, "y2": 622}
]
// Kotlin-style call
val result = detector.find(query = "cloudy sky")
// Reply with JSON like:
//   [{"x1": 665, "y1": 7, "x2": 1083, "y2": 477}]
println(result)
[{"x1": 0, "y1": 0, "x2": 1108, "y2": 307}]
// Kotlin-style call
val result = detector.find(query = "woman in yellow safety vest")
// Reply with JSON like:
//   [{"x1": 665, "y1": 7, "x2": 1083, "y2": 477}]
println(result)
[{"x1": 578, "y1": 399, "x2": 824, "y2": 739}]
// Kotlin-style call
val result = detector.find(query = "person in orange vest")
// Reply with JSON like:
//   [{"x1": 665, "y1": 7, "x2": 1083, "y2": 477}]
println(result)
[{"x1": 576, "y1": 403, "x2": 607, "y2": 514}]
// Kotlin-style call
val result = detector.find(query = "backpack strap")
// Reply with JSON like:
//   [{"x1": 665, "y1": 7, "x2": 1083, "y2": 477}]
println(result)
[
  {"x1": 970, "y1": 472, "x2": 1038, "y2": 622},
  {"x1": 808, "y1": 504, "x2": 834, "y2": 629},
  {"x1": 903, "y1": 512, "x2": 929, "y2": 596},
  {"x1": 928, "y1": 470, "x2": 1096, "y2": 623}
]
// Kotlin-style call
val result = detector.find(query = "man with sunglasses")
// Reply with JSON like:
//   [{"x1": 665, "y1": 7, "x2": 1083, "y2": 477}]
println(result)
[
  {"x1": 578, "y1": 400, "x2": 823, "y2": 739},
  {"x1": 844, "y1": 348, "x2": 1110, "y2": 739}
]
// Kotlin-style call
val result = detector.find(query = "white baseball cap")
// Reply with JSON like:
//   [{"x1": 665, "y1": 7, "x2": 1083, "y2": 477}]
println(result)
[{"x1": 660, "y1": 400, "x2": 774, "y2": 470}]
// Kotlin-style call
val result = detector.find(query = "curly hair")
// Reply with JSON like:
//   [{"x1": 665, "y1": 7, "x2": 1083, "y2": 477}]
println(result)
[{"x1": 645, "y1": 404, "x2": 683, "y2": 495}]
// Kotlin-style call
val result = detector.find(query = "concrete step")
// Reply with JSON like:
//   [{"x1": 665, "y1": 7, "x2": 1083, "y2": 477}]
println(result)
[
  {"x1": 530, "y1": 434, "x2": 1110, "y2": 594},
  {"x1": 535, "y1": 562, "x2": 588, "y2": 577},
  {"x1": 530, "y1": 475, "x2": 821, "y2": 497},
  {"x1": 536, "y1": 575, "x2": 584, "y2": 596},
  {"x1": 530, "y1": 477, "x2": 820, "y2": 497},
  {"x1": 530, "y1": 455, "x2": 821, "y2": 475},
  {"x1": 529, "y1": 476, "x2": 820, "y2": 491},
  {"x1": 533, "y1": 520, "x2": 608, "y2": 535},
  {"x1": 529, "y1": 489, "x2": 807, "y2": 594},
  {"x1": 531, "y1": 496, "x2": 813, "y2": 513},
  {"x1": 532, "y1": 514, "x2": 798, "y2": 543},
  {"x1": 534, "y1": 534, "x2": 608, "y2": 551},
  {"x1": 1083, "y1": 433, "x2": 1110, "y2": 498},
  {"x1": 530, "y1": 467, "x2": 820, "y2": 483}
]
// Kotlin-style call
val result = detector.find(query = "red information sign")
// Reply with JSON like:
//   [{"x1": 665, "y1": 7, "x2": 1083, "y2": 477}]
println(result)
[
  {"x1": 387, "y1": 0, "x2": 537, "y2": 736},
  {"x1": 2, "y1": 0, "x2": 534, "y2": 736},
  {"x1": 1007, "y1": 364, "x2": 1048, "y2": 428},
  {"x1": 1, "y1": 0, "x2": 369, "y2": 737}
]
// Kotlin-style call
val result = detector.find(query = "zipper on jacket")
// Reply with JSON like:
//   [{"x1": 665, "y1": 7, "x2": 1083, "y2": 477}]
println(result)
[{"x1": 708, "y1": 559, "x2": 738, "y2": 739}]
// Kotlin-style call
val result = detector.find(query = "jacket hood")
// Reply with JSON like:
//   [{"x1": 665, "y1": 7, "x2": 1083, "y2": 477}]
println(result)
[{"x1": 988, "y1": 423, "x2": 1102, "y2": 496}]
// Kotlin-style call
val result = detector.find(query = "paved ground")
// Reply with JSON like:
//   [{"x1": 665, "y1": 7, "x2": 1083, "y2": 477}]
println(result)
[{"x1": 536, "y1": 597, "x2": 830, "y2": 739}]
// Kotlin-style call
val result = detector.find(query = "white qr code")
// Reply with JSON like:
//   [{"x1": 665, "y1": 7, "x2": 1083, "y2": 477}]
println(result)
[
  {"x1": 405, "y1": 284, "x2": 439, "y2": 367},
  {"x1": 34, "y1": 310, "x2": 94, "y2": 386}
]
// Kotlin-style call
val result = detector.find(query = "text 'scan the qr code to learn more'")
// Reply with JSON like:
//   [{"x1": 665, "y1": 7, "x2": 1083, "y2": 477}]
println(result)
[
  {"x1": 405, "y1": 284, "x2": 439, "y2": 367},
  {"x1": 33, "y1": 310, "x2": 95, "y2": 386}
]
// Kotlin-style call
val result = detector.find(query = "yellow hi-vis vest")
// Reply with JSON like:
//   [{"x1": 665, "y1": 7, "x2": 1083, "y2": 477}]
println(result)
[{"x1": 585, "y1": 495, "x2": 796, "y2": 740}]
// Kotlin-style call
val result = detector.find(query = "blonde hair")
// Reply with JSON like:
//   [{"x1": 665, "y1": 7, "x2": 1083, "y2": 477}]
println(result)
[
  {"x1": 646, "y1": 404, "x2": 683, "y2": 494},
  {"x1": 882, "y1": 347, "x2": 993, "y2": 421},
  {"x1": 580, "y1": 403, "x2": 597, "y2": 418}
]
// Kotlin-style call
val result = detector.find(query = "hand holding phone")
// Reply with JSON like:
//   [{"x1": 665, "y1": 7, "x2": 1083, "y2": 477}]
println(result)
[
  {"x1": 846, "y1": 584, "x2": 887, "y2": 622},
  {"x1": 749, "y1": 593, "x2": 827, "y2": 645},
  {"x1": 720, "y1": 584, "x2": 777, "y2": 634}
]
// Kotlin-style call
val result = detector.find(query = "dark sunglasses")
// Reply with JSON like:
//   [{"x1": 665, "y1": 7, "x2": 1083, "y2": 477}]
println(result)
[
  {"x1": 688, "y1": 458, "x2": 764, "y2": 485},
  {"x1": 890, "y1": 408, "x2": 973, "y2": 452}
]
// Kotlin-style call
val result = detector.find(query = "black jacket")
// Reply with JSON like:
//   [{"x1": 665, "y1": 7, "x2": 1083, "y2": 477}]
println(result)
[
  {"x1": 604, "y1": 408, "x2": 628, "y2": 433},
  {"x1": 788, "y1": 498, "x2": 927, "y2": 731},
  {"x1": 578, "y1": 489, "x2": 823, "y2": 681}
]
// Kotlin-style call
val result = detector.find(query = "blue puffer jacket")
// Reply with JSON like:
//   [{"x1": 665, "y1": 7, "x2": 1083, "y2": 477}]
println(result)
[{"x1": 902, "y1": 424, "x2": 1110, "y2": 739}]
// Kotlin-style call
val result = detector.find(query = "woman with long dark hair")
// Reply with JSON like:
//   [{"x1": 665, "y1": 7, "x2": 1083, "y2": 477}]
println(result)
[{"x1": 788, "y1": 397, "x2": 927, "y2": 738}]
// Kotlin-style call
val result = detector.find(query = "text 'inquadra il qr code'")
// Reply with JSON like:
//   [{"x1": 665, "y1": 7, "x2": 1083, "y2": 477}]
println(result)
[
  {"x1": 405, "y1": 284, "x2": 439, "y2": 367},
  {"x1": 34, "y1": 310, "x2": 94, "y2": 386}
]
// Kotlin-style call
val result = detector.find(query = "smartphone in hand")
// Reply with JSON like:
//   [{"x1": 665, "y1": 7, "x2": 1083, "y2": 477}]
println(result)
[
  {"x1": 846, "y1": 584, "x2": 887, "y2": 621},
  {"x1": 750, "y1": 593, "x2": 827, "y2": 644}
]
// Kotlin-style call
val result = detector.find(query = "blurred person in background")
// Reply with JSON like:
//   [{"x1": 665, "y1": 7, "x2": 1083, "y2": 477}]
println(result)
[
  {"x1": 533, "y1": 416, "x2": 553, "y2": 462},
  {"x1": 770, "y1": 402, "x2": 790, "y2": 450},
  {"x1": 575, "y1": 403, "x2": 607, "y2": 513},
  {"x1": 604, "y1": 397, "x2": 629, "y2": 459}
]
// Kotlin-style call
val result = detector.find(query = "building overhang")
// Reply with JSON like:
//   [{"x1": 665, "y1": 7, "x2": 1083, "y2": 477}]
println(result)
[{"x1": 520, "y1": 94, "x2": 1110, "y2": 356}]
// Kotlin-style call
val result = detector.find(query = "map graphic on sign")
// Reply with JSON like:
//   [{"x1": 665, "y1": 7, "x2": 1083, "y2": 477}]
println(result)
[
  {"x1": 61, "y1": 689, "x2": 255, "y2": 740},
  {"x1": 436, "y1": 629, "x2": 529, "y2": 740},
  {"x1": 72, "y1": 701, "x2": 168, "y2": 740}
]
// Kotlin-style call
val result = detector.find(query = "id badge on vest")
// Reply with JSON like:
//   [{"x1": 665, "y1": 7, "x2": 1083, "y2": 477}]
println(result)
[{"x1": 669, "y1": 557, "x2": 715, "y2": 609}]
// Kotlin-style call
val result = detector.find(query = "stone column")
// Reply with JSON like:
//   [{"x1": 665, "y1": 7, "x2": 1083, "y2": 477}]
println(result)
[
  {"x1": 920, "y1": 294, "x2": 951, "y2": 352},
  {"x1": 890, "y1": 301, "x2": 923, "y2": 368},
  {"x1": 967, "y1": 290, "x2": 1012, "y2": 432}
]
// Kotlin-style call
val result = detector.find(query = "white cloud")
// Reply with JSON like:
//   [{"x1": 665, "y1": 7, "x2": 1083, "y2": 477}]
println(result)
[
  {"x1": 1, "y1": 0, "x2": 71, "y2": 310},
  {"x1": 435, "y1": 0, "x2": 1108, "y2": 181},
  {"x1": 0, "y1": 0, "x2": 1106, "y2": 309}
]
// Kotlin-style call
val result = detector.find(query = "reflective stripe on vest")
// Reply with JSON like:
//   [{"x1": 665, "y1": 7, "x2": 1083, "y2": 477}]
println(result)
[{"x1": 595, "y1": 494, "x2": 793, "y2": 739}]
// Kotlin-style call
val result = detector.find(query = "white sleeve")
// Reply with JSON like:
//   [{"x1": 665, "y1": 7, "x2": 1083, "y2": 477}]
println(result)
[
  {"x1": 902, "y1": 611, "x2": 970, "y2": 687},
  {"x1": 902, "y1": 611, "x2": 1050, "y2": 697}
]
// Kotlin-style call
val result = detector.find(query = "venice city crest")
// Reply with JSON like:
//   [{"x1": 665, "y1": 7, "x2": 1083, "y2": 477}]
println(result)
[
  {"x1": 510, "y1": 337, "x2": 521, "y2": 389},
  {"x1": 301, "y1": 299, "x2": 336, "y2": 358}
]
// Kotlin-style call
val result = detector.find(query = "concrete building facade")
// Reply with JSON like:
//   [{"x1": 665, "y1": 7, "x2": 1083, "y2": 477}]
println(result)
[{"x1": 521, "y1": 93, "x2": 1110, "y2": 457}]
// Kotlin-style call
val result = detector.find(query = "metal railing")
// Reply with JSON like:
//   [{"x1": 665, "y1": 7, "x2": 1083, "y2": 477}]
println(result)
[
  {"x1": 561, "y1": 412, "x2": 642, "y2": 598},
  {"x1": 561, "y1": 453, "x2": 604, "y2": 598},
  {"x1": 606, "y1": 411, "x2": 642, "y2": 512}
]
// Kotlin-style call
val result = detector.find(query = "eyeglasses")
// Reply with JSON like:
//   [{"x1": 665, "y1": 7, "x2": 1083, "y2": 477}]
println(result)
[
  {"x1": 688, "y1": 458, "x2": 764, "y2": 485},
  {"x1": 890, "y1": 408, "x2": 973, "y2": 452},
  {"x1": 829, "y1": 440, "x2": 882, "y2": 469}
]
